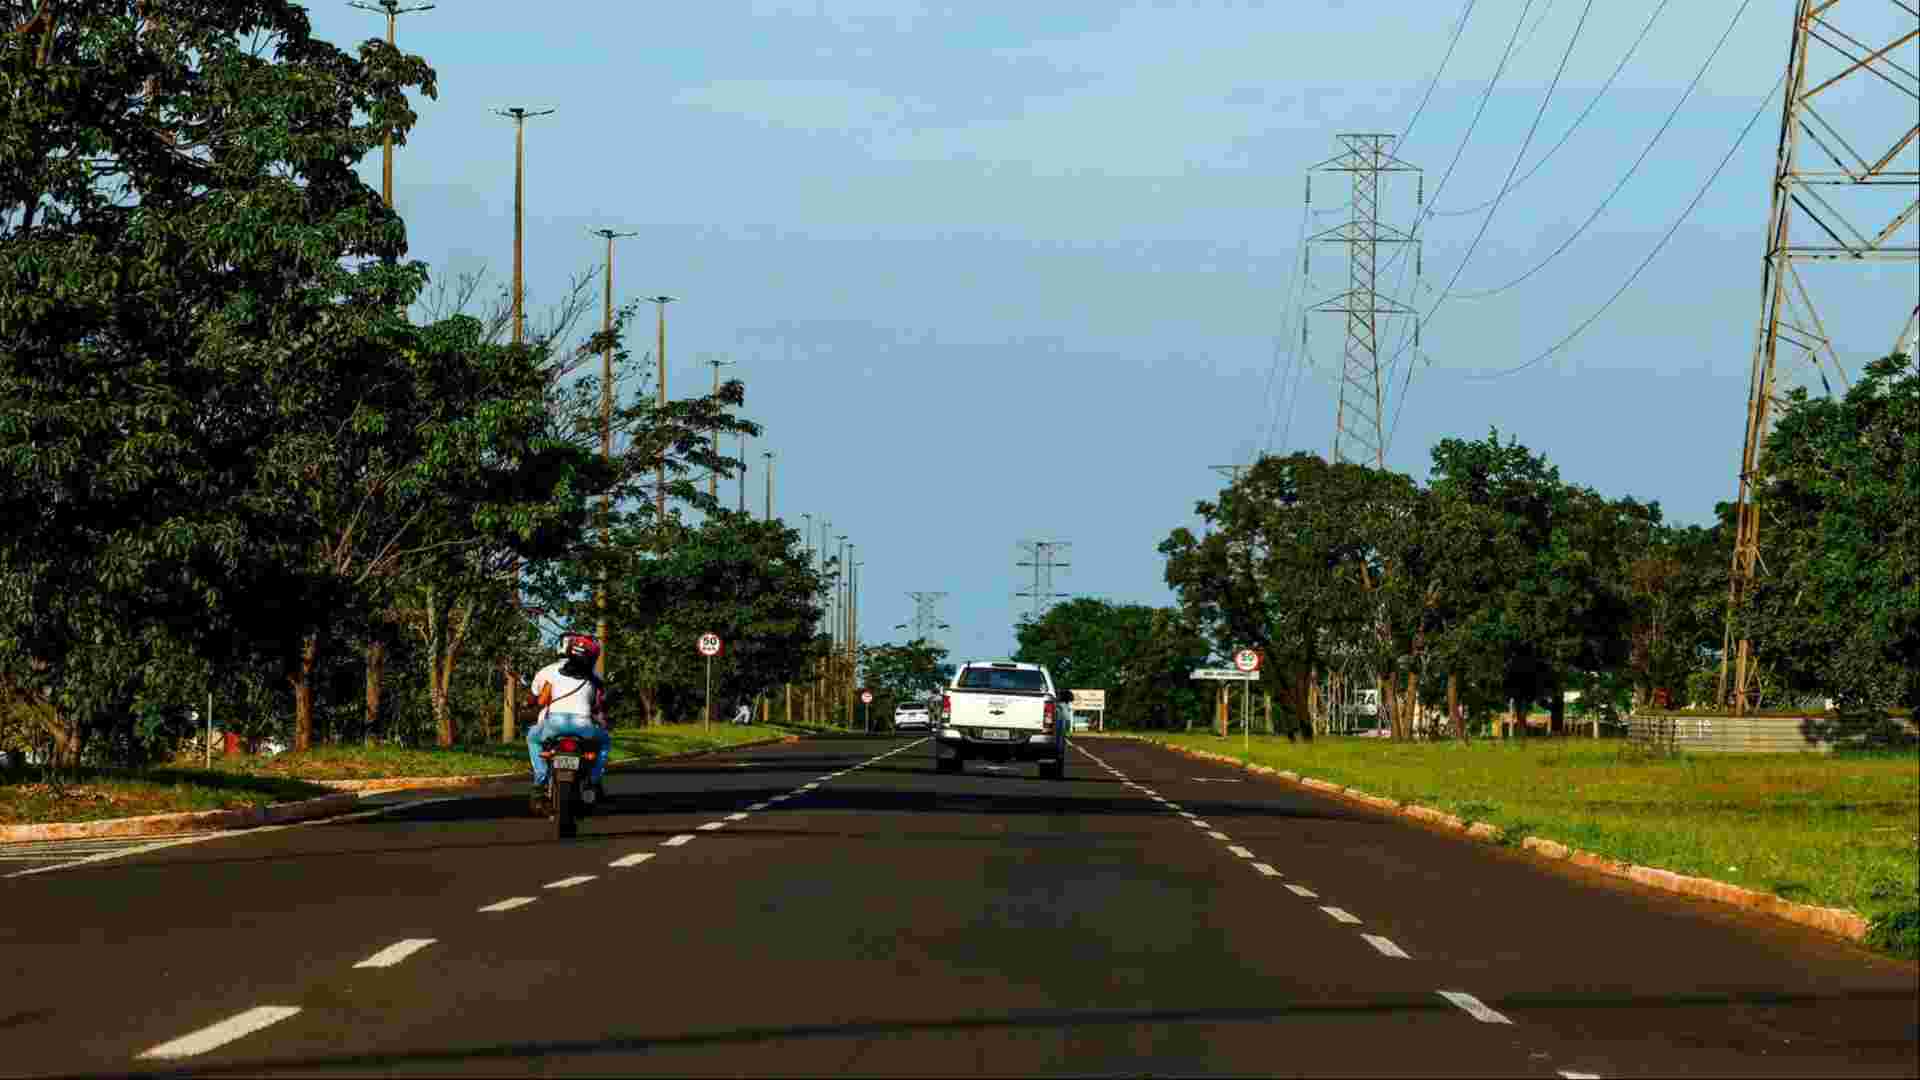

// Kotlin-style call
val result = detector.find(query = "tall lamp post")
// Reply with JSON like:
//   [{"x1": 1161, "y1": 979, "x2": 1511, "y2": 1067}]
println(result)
[{"x1": 642, "y1": 295, "x2": 676, "y2": 522}]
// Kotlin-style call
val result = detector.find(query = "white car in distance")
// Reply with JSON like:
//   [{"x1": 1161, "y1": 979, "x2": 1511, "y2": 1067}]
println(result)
[{"x1": 892, "y1": 701, "x2": 932, "y2": 733}]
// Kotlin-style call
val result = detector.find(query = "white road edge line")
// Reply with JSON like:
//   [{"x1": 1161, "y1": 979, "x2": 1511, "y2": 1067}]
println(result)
[
  {"x1": 1190, "y1": 821, "x2": 1212, "y2": 829},
  {"x1": 545, "y1": 875, "x2": 596, "y2": 889},
  {"x1": 353, "y1": 938, "x2": 436, "y2": 969},
  {"x1": 726, "y1": 812, "x2": 751, "y2": 820},
  {"x1": 1251, "y1": 862, "x2": 1282, "y2": 877},
  {"x1": 1361, "y1": 934, "x2": 1410, "y2": 959},
  {"x1": 1438, "y1": 990, "x2": 1512, "y2": 1025},
  {"x1": 478, "y1": 896, "x2": 536, "y2": 912},
  {"x1": 662, "y1": 834, "x2": 696, "y2": 846},
  {"x1": 138, "y1": 1006, "x2": 303, "y2": 1060},
  {"x1": 609, "y1": 852, "x2": 656, "y2": 868},
  {"x1": 1321, "y1": 906, "x2": 1362, "y2": 924}
]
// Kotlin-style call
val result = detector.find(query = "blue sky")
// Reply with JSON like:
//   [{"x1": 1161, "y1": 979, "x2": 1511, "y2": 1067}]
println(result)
[{"x1": 303, "y1": 0, "x2": 1919, "y2": 664}]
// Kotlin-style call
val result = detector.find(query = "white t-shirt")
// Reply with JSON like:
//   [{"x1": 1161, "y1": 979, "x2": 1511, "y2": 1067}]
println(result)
[{"x1": 533, "y1": 660, "x2": 596, "y2": 724}]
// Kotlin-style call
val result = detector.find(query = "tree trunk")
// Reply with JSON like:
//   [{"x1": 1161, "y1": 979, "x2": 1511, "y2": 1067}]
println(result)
[
  {"x1": 365, "y1": 640, "x2": 386, "y2": 745},
  {"x1": 1448, "y1": 672, "x2": 1465, "y2": 741},
  {"x1": 1549, "y1": 678, "x2": 1567, "y2": 736},
  {"x1": 430, "y1": 648, "x2": 456, "y2": 747},
  {"x1": 1215, "y1": 685, "x2": 1228, "y2": 737},
  {"x1": 1402, "y1": 671, "x2": 1418, "y2": 741},
  {"x1": 290, "y1": 634, "x2": 318, "y2": 752}
]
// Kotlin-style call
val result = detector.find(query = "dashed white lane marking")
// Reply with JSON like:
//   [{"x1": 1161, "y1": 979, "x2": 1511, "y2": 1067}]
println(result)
[
  {"x1": 1252, "y1": 862, "x2": 1282, "y2": 877},
  {"x1": 799, "y1": 783, "x2": 819, "y2": 791},
  {"x1": 1164, "y1": 803, "x2": 1183, "y2": 811},
  {"x1": 1190, "y1": 820, "x2": 1212, "y2": 829},
  {"x1": 1439, "y1": 990, "x2": 1513, "y2": 1024},
  {"x1": 1206, "y1": 830, "x2": 1231, "y2": 841},
  {"x1": 478, "y1": 896, "x2": 536, "y2": 912},
  {"x1": 662, "y1": 834, "x2": 695, "y2": 846},
  {"x1": 1320, "y1": 906, "x2": 1362, "y2": 924},
  {"x1": 770, "y1": 795, "x2": 791, "y2": 803},
  {"x1": 726, "y1": 812, "x2": 750, "y2": 821},
  {"x1": 1226, "y1": 845, "x2": 1255, "y2": 859},
  {"x1": 1178, "y1": 811, "x2": 1197, "y2": 819},
  {"x1": 545, "y1": 875, "x2": 596, "y2": 889},
  {"x1": 1557, "y1": 1071, "x2": 1601, "y2": 1079},
  {"x1": 696, "y1": 821, "x2": 727, "y2": 831},
  {"x1": 609, "y1": 852, "x2": 656, "y2": 868},
  {"x1": 1361, "y1": 934, "x2": 1410, "y2": 959},
  {"x1": 353, "y1": 939, "x2": 436, "y2": 969},
  {"x1": 1285, "y1": 884, "x2": 1318, "y2": 898},
  {"x1": 748, "y1": 802, "x2": 770, "y2": 811},
  {"x1": 138, "y1": 1006, "x2": 303, "y2": 1060}
]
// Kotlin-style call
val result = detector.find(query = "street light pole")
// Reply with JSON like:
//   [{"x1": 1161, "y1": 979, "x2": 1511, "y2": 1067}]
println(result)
[
  {"x1": 704, "y1": 355, "x2": 734, "y2": 503},
  {"x1": 642, "y1": 295, "x2": 676, "y2": 522},
  {"x1": 589, "y1": 228, "x2": 635, "y2": 681},
  {"x1": 763, "y1": 449, "x2": 774, "y2": 521},
  {"x1": 350, "y1": 1, "x2": 435, "y2": 208}
]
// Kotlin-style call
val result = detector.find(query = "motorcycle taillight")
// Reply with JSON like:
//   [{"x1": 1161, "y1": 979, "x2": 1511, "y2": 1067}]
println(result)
[{"x1": 558, "y1": 737, "x2": 579, "y2": 753}]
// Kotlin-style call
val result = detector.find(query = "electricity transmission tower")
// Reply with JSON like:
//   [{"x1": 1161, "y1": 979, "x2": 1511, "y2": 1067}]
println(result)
[
  {"x1": 1720, "y1": 0, "x2": 1920, "y2": 713},
  {"x1": 1307, "y1": 134, "x2": 1422, "y2": 469},
  {"x1": 903, "y1": 592, "x2": 950, "y2": 641},
  {"x1": 1015, "y1": 540, "x2": 1071, "y2": 622}
]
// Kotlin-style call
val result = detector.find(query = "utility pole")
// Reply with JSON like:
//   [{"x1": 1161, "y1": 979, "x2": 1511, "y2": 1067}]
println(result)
[
  {"x1": 588, "y1": 228, "x2": 636, "y2": 680},
  {"x1": 643, "y1": 295, "x2": 676, "y2": 521},
  {"x1": 763, "y1": 449, "x2": 774, "y2": 521},
  {"x1": 492, "y1": 103, "x2": 554, "y2": 744},
  {"x1": 1720, "y1": 0, "x2": 1919, "y2": 715},
  {"x1": 1308, "y1": 134, "x2": 1421, "y2": 469},
  {"x1": 1015, "y1": 540, "x2": 1072, "y2": 623},
  {"x1": 702, "y1": 355, "x2": 734, "y2": 503},
  {"x1": 351, "y1": 1, "x2": 434, "y2": 207},
  {"x1": 737, "y1": 432, "x2": 748, "y2": 513},
  {"x1": 848, "y1": 555, "x2": 862, "y2": 730}
]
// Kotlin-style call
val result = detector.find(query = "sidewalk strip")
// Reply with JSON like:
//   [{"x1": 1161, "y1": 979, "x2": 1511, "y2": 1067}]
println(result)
[
  {"x1": 1438, "y1": 990, "x2": 1512, "y2": 1024},
  {"x1": 138, "y1": 1006, "x2": 302, "y2": 1060},
  {"x1": 478, "y1": 897, "x2": 536, "y2": 913},
  {"x1": 1361, "y1": 934, "x2": 1410, "y2": 959},
  {"x1": 353, "y1": 939, "x2": 436, "y2": 969}
]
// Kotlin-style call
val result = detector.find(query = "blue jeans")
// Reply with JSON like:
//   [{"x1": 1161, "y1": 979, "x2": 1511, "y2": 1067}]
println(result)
[{"x1": 528, "y1": 713, "x2": 611, "y2": 786}]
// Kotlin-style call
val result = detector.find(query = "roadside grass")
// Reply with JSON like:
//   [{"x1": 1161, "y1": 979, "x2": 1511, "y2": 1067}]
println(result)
[
  {"x1": 0, "y1": 767, "x2": 332, "y2": 826},
  {"x1": 1135, "y1": 732, "x2": 1919, "y2": 957},
  {"x1": 197, "y1": 723, "x2": 793, "y2": 781}
]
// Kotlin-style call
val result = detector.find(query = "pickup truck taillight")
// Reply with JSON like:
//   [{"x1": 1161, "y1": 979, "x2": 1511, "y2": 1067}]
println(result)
[
  {"x1": 942, "y1": 693, "x2": 951, "y2": 718},
  {"x1": 1042, "y1": 699, "x2": 1055, "y2": 733}
]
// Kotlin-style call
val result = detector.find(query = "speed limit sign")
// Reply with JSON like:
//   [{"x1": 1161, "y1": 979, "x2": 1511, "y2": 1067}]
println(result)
[
  {"x1": 860, "y1": 689, "x2": 874, "y2": 705},
  {"x1": 1233, "y1": 648, "x2": 1261, "y2": 673},
  {"x1": 698, "y1": 632, "x2": 723, "y2": 657}
]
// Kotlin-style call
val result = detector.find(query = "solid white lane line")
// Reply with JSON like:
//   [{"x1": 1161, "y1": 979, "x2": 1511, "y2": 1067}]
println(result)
[
  {"x1": 478, "y1": 897, "x2": 536, "y2": 912},
  {"x1": 609, "y1": 852, "x2": 656, "y2": 868},
  {"x1": 138, "y1": 1006, "x2": 303, "y2": 1060},
  {"x1": 1226, "y1": 845, "x2": 1255, "y2": 859},
  {"x1": 353, "y1": 939, "x2": 436, "y2": 969},
  {"x1": 748, "y1": 802, "x2": 770, "y2": 811},
  {"x1": 1284, "y1": 884, "x2": 1318, "y2": 898},
  {"x1": 1438, "y1": 990, "x2": 1513, "y2": 1025},
  {"x1": 1361, "y1": 934, "x2": 1410, "y2": 959},
  {"x1": 1206, "y1": 831, "x2": 1231, "y2": 841},
  {"x1": 696, "y1": 821, "x2": 727, "y2": 831},
  {"x1": 545, "y1": 875, "x2": 596, "y2": 889},
  {"x1": 662, "y1": 834, "x2": 695, "y2": 846},
  {"x1": 726, "y1": 812, "x2": 750, "y2": 821},
  {"x1": 1252, "y1": 863, "x2": 1282, "y2": 877},
  {"x1": 1321, "y1": 906, "x2": 1361, "y2": 924}
]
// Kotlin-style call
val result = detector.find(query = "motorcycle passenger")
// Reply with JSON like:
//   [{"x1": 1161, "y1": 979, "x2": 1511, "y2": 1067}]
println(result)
[{"x1": 528, "y1": 633, "x2": 611, "y2": 808}]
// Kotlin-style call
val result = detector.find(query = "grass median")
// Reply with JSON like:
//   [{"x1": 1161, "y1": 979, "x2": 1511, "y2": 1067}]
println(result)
[
  {"x1": 1, "y1": 767, "x2": 333, "y2": 826},
  {"x1": 1123, "y1": 732, "x2": 1920, "y2": 957}
]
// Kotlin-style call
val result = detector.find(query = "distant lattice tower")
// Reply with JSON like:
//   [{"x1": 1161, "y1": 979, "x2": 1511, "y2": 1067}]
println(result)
[
  {"x1": 1721, "y1": 0, "x2": 1920, "y2": 712},
  {"x1": 1308, "y1": 133, "x2": 1422, "y2": 470}
]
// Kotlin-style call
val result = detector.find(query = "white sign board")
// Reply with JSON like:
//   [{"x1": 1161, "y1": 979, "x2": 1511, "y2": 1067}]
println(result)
[
  {"x1": 1069, "y1": 689, "x2": 1106, "y2": 711},
  {"x1": 1191, "y1": 668, "x2": 1258, "y2": 682},
  {"x1": 698, "y1": 632, "x2": 723, "y2": 657}
]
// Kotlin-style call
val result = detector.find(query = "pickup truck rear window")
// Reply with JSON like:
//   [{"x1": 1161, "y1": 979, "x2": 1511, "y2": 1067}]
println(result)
[{"x1": 956, "y1": 667, "x2": 1046, "y2": 692}]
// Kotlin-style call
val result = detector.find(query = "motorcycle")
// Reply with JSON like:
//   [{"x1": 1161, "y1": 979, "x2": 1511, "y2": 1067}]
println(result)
[{"x1": 535, "y1": 733, "x2": 603, "y2": 839}]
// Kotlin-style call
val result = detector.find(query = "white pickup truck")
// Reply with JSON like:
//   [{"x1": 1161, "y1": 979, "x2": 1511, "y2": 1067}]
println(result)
[{"x1": 936, "y1": 660, "x2": 1072, "y2": 780}]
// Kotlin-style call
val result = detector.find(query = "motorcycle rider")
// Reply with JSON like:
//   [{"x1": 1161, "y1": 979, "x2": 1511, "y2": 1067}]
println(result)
[{"x1": 528, "y1": 632, "x2": 612, "y2": 811}]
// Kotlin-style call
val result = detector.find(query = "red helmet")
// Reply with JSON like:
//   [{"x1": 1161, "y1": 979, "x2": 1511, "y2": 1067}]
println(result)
[{"x1": 561, "y1": 633, "x2": 601, "y2": 662}]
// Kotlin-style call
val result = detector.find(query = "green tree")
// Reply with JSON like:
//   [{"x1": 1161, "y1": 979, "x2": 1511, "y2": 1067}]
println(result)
[
  {"x1": 1740, "y1": 352, "x2": 1919, "y2": 711},
  {"x1": 860, "y1": 639, "x2": 950, "y2": 705},
  {"x1": 0, "y1": 1, "x2": 434, "y2": 763}
]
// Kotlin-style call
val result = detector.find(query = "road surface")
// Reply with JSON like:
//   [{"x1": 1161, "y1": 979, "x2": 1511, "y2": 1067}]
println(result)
[{"x1": 2, "y1": 734, "x2": 1914, "y2": 1076}]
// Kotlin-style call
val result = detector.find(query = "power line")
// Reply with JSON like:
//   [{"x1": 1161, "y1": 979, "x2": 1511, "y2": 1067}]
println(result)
[
  {"x1": 1397, "y1": 0, "x2": 1481, "y2": 146},
  {"x1": 1447, "y1": 0, "x2": 1759, "y2": 300},
  {"x1": 1427, "y1": 0, "x2": 1675, "y2": 218},
  {"x1": 1463, "y1": 68, "x2": 1787, "y2": 383}
]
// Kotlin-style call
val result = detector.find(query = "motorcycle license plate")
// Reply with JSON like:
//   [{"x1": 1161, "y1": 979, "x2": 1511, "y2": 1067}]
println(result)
[
  {"x1": 552, "y1": 754, "x2": 582, "y2": 770},
  {"x1": 978, "y1": 728, "x2": 1011, "y2": 741}
]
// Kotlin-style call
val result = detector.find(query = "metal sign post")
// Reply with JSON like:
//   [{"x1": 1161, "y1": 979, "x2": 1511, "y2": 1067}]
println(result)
[
  {"x1": 698, "y1": 633, "x2": 723, "y2": 731},
  {"x1": 1233, "y1": 650, "x2": 1262, "y2": 753},
  {"x1": 860, "y1": 689, "x2": 873, "y2": 733}
]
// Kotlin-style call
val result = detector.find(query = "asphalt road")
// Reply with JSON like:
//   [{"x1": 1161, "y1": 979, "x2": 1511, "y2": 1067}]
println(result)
[{"x1": 2, "y1": 734, "x2": 1914, "y2": 1077}]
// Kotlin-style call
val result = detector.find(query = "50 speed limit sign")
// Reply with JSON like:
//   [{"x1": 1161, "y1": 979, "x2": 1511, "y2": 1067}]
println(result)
[
  {"x1": 698, "y1": 632, "x2": 723, "y2": 657},
  {"x1": 1233, "y1": 648, "x2": 1261, "y2": 673}
]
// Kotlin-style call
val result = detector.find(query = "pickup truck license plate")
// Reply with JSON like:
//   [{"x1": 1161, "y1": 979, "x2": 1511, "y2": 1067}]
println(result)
[
  {"x1": 551, "y1": 754, "x2": 582, "y2": 770},
  {"x1": 978, "y1": 728, "x2": 1011, "y2": 741}
]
